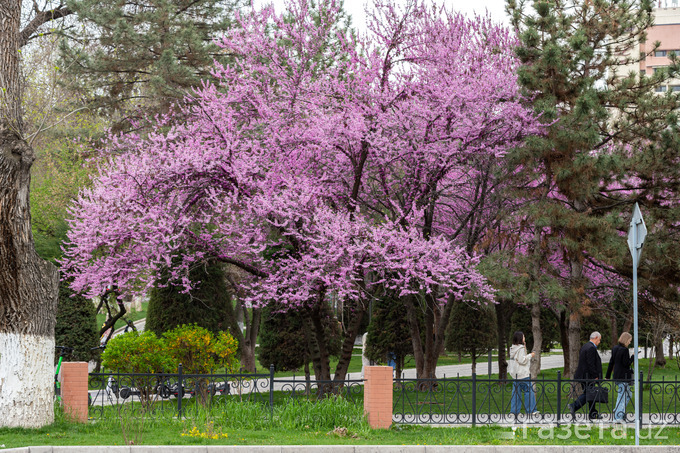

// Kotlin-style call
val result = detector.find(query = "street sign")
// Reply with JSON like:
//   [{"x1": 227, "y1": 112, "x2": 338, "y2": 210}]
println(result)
[
  {"x1": 627, "y1": 203, "x2": 647, "y2": 264},
  {"x1": 627, "y1": 202, "x2": 646, "y2": 447}
]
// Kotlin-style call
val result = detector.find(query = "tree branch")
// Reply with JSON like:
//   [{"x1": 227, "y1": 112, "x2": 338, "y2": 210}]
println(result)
[{"x1": 19, "y1": 6, "x2": 72, "y2": 49}]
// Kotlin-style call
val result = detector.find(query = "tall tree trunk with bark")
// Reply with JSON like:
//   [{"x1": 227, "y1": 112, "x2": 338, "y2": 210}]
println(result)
[
  {"x1": 654, "y1": 332, "x2": 667, "y2": 368},
  {"x1": 567, "y1": 311, "x2": 581, "y2": 379},
  {"x1": 558, "y1": 308, "x2": 571, "y2": 376},
  {"x1": 0, "y1": 1, "x2": 59, "y2": 428},
  {"x1": 530, "y1": 302, "x2": 542, "y2": 379},
  {"x1": 566, "y1": 258, "x2": 585, "y2": 379},
  {"x1": 332, "y1": 304, "x2": 366, "y2": 382},
  {"x1": 404, "y1": 293, "x2": 454, "y2": 381},
  {"x1": 495, "y1": 298, "x2": 516, "y2": 380}
]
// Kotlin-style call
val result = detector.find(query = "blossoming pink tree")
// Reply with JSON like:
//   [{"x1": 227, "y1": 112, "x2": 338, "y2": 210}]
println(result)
[{"x1": 63, "y1": 0, "x2": 541, "y2": 380}]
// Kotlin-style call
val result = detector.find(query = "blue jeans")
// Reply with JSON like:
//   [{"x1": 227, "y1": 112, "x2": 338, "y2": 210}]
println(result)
[
  {"x1": 614, "y1": 382, "x2": 632, "y2": 420},
  {"x1": 511, "y1": 377, "x2": 537, "y2": 414}
]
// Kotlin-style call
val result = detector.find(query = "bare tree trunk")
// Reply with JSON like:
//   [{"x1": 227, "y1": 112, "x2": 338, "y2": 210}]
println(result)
[
  {"x1": 309, "y1": 293, "x2": 331, "y2": 382},
  {"x1": 559, "y1": 309, "x2": 571, "y2": 376},
  {"x1": 495, "y1": 298, "x2": 515, "y2": 380},
  {"x1": 654, "y1": 332, "x2": 667, "y2": 368},
  {"x1": 567, "y1": 311, "x2": 581, "y2": 379},
  {"x1": 333, "y1": 304, "x2": 366, "y2": 382},
  {"x1": 405, "y1": 293, "x2": 455, "y2": 381},
  {"x1": 609, "y1": 311, "x2": 619, "y2": 350},
  {"x1": 530, "y1": 302, "x2": 542, "y2": 379},
  {"x1": 404, "y1": 295, "x2": 425, "y2": 375},
  {"x1": 240, "y1": 308, "x2": 260, "y2": 372},
  {"x1": 0, "y1": 2, "x2": 59, "y2": 428}
]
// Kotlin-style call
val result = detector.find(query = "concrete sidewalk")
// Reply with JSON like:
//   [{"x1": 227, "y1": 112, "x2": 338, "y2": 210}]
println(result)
[
  {"x1": 3, "y1": 446, "x2": 679, "y2": 453},
  {"x1": 342, "y1": 351, "x2": 611, "y2": 381}
]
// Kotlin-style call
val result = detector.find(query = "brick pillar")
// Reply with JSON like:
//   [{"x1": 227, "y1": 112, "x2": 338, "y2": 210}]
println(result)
[
  {"x1": 60, "y1": 362, "x2": 89, "y2": 423},
  {"x1": 363, "y1": 365, "x2": 393, "y2": 429}
]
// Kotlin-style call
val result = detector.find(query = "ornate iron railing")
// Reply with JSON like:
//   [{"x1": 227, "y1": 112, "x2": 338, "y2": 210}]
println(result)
[
  {"x1": 393, "y1": 372, "x2": 680, "y2": 425},
  {"x1": 87, "y1": 365, "x2": 364, "y2": 420}
]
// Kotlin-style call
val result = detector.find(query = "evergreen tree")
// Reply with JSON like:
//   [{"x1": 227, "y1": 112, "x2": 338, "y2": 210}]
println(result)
[
  {"x1": 145, "y1": 261, "x2": 234, "y2": 335},
  {"x1": 365, "y1": 296, "x2": 414, "y2": 378},
  {"x1": 60, "y1": 0, "x2": 246, "y2": 128},
  {"x1": 55, "y1": 279, "x2": 99, "y2": 363},
  {"x1": 507, "y1": 0, "x2": 680, "y2": 376},
  {"x1": 258, "y1": 301, "x2": 342, "y2": 377},
  {"x1": 258, "y1": 302, "x2": 308, "y2": 372},
  {"x1": 445, "y1": 301, "x2": 497, "y2": 374}
]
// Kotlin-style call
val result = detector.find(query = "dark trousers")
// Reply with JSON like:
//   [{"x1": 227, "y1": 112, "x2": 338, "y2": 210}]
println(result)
[{"x1": 573, "y1": 381, "x2": 598, "y2": 418}]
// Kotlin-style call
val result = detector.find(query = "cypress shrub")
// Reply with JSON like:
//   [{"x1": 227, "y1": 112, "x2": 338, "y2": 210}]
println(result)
[
  {"x1": 55, "y1": 279, "x2": 99, "y2": 363},
  {"x1": 145, "y1": 260, "x2": 233, "y2": 336}
]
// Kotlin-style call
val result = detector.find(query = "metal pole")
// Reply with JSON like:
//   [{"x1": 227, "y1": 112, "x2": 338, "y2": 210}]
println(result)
[
  {"x1": 488, "y1": 349, "x2": 492, "y2": 377},
  {"x1": 633, "y1": 252, "x2": 640, "y2": 446}
]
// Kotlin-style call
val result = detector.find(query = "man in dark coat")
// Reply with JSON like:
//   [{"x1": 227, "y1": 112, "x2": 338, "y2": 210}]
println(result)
[{"x1": 569, "y1": 331, "x2": 603, "y2": 420}]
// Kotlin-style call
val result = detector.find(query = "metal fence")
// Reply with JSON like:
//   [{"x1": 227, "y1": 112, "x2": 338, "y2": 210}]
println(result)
[
  {"x1": 87, "y1": 365, "x2": 364, "y2": 420},
  {"x1": 88, "y1": 367, "x2": 680, "y2": 425},
  {"x1": 393, "y1": 372, "x2": 680, "y2": 425}
]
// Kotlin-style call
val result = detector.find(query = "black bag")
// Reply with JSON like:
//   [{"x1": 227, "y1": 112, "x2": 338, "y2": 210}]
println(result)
[{"x1": 586, "y1": 383, "x2": 609, "y2": 403}]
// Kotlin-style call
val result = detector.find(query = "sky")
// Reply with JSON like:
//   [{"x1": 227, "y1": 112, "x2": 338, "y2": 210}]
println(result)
[{"x1": 253, "y1": 0, "x2": 511, "y2": 30}]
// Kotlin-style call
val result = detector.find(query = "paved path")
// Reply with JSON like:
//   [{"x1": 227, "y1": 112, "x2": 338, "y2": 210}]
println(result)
[{"x1": 342, "y1": 351, "x2": 611, "y2": 381}]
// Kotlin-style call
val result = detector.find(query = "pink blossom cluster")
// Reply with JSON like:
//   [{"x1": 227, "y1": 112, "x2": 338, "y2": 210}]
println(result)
[{"x1": 62, "y1": 0, "x2": 542, "y2": 308}]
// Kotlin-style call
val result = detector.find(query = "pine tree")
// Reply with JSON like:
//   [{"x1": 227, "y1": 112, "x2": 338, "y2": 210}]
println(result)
[
  {"x1": 507, "y1": 0, "x2": 680, "y2": 376},
  {"x1": 61, "y1": 0, "x2": 246, "y2": 128}
]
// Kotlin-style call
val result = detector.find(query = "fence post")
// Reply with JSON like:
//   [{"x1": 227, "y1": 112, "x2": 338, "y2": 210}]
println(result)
[
  {"x1": 363, "y1": 366, "x2": 393, "y2": 429},
  {"x1": 269, "y1": 364, "x2": 275, "y2": 420},
  {"x1": 177, "y1": 363, "x2": 183, "y2": 419},
  {"x1": 471, "y1": 373, "x2": 477, "y2": 427},
  {"x1": 60, "y1": 362, "x2": 89, "y2": 423},
  {"x1": 639, "y1": 371, "x2": 644, "y2": 425},
  {"x1": 556, "y1": 371, "x2": 562, "y2": 425}
]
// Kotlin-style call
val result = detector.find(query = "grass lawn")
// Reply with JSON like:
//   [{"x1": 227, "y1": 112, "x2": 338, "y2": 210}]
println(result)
[{"x1": 2, "y1": 409, "x2": 680, "y2": 447}]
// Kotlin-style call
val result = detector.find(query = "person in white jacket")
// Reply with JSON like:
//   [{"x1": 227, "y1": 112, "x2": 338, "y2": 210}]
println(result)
[{"x1": 508, "y1": 331, "x2": 538, "y2": 416}]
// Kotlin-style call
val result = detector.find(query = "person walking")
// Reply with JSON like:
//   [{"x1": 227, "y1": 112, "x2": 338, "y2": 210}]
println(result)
[
  {"x1": 508, "y1": 331, "x2": 538, "y2": 417},
  {"x1": 569, "y1": 331, "x2": 603, "y2": 420},
  {"x1": 606, "y1": 332, "x2": 634, "y2": 422}
]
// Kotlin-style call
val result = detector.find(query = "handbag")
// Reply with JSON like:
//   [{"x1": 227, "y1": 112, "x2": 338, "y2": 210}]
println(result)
[
  {"x1": 507, "y1": 346, "x2": 522, "y2": 377},
  {"x1": 586, "y1": 382, "x2": 609, "y2": 403}
]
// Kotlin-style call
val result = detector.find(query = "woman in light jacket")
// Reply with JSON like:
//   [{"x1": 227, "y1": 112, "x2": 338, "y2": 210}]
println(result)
[
  {"x1": 605, "y1": 332, "x2": 633, "y2": 422},
  {"x1": 508, "y1": 331, "x2": 538, "y2": 416}
]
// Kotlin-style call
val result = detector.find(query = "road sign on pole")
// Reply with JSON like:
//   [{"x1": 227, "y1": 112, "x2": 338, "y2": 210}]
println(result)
[{"x1": 627, "y1": 202, "x2": 646, "y2": 446}]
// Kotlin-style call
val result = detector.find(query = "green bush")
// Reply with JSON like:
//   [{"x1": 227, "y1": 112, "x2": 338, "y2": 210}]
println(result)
[
  {"x1": 163, "y1": 324, "x2": 239, "y2": 374},
  {"x1": 145, "y1": 260, "x2": 235, "y2": 335},
  {"x1": 365, "y1": 296, "x2": 415, "y2": 377},
  {"x1": 445, "y1": 300, "x2": 496, "y2": 371},
  {"x1": 258, "y1": 302, "x2": 341, "y2": 372},
  {"x1": 55, "y1": 279, "x2": 99, "y2": 363},
  {"x1": 102, "y1": 330, "x2": 172, "y2": 373}
]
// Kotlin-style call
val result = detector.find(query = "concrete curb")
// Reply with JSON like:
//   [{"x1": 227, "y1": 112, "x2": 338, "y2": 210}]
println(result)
[{"x1": 3, "y1": 447, "x2": 680, "y2": 452}]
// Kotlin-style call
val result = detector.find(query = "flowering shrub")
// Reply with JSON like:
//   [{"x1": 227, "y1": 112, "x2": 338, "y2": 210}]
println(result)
[
  {"x1": 102, "y1": 330, "x2": 172, "y2": 373},
  {"x1": 162, "y1": 324, "x2": 239, "y2": 374}
]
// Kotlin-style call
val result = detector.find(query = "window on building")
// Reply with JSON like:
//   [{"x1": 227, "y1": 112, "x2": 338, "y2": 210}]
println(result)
[
  {"x1": 656, "y1": 85, "x2": 668, "y2": 92},
  {"x1": 655, "y1": 50, "x2": 667, "y2": 57},
  {"x1": 671, "y1": 85, "x2": 680, "y2": 92}
]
